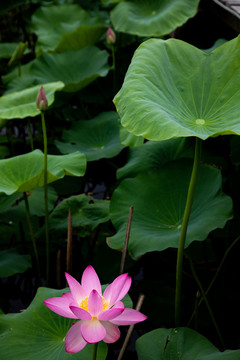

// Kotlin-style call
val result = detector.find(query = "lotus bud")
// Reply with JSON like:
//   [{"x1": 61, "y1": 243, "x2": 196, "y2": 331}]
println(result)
[
  {"x1": 106, "y1": 27, "x2": 116, "y2": 45},
  {"x1": 36, "y1": 86, "x2": 48, "y2": 111}
]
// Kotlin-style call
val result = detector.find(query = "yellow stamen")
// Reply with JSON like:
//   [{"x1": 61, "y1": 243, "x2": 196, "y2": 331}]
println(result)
[
  {"x1": 80, "y1": 296, "x2": 89, "y2": 312},
  {"x1": 79, "y1": 296, "x2": 109, "y2": 313},
  {"x1": 102, "y1": 298, "x2": 109, "y2": 311}
]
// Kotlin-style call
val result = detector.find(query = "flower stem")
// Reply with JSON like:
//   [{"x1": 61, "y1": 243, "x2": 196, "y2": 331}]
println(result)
[
  {"x1": 92, "y1": 343, "x2": 98, "y2": 360},
  {"x1": 23, "y1": 192, "x2": 41, "y2": 282},
  {"x1": 41, "y1": 111, "x2": 49, "y2": 284},
  {"x1": 188, "y1": 256, "x2": 225, "y2": 348},
  {"x1": 175, "y1": 137, "x2": 202, "y2": 326}
]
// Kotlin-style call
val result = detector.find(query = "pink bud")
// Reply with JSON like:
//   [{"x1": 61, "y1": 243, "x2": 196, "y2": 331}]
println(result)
[
  {"x1": 106, "y1": 27, "x2": 116, "y2": 45},
  {"x1": 36, "y1": 86, "x2": 48, "y2": 111}
]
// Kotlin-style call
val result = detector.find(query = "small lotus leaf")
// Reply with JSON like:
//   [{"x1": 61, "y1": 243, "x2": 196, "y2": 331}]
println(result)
[
  {"x1": 48, "y1": 194, "x2": 109, "y2": 236},
  {"x1": 0, "y1": 287, "x2": 108, "y2": 360},
  {"x1": 0, "y1": 249, "x2": 31, "y2": 277},
  {"x1": 111, "y1": 0, "x2": 200, "y2": 37},
  {"x1": 0, "y1": 82, "x2": 64, "y2": 119},
  {"x1": 0, "y1": 149, "x2": 86, "y2": 195},
  {"x1": 107, "y1": 160, "x2": 232, "y2": 259},
  {"x1": 56, "y1": 112, "x2": 125, "y2": 161},
  {"x1": 114, "y1": 36, "x2": 240, "y2": 141},
  {"x1": 3, "y1": 47, "x2": 109, "y2": 93},
  {"x1": 31, "y1": 5, "x2": 107, "y2": 53},
  {"x1": 136, "y1": 327, "x2": 240, "y2": 359}
]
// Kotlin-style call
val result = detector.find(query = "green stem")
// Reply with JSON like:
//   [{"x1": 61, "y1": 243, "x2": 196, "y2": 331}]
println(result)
[
  {"x1": 175, "y1": 137, "x2": 202, "y2": 326},
  {"x1": 27, "y1": 118, "x2": 34, "y2": 151},
  {"x1": 23, "y1": 192, "x2": 41, "y2": 282},
  {"x1": 41, "y1": 111, "x2": 49, "y2": 283},
  {"x1": 92, "y1": 343, "x2": 98, "y2": 360},
  {"x1": 188, "y1": 257, "x2": 225, "y2": 348},
  {"x1": 188, "y1": 235, "x2": 240, "y2": 326}
]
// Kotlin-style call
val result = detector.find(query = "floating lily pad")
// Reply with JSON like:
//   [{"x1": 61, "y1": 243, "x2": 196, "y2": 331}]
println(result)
[
  {"x1": 114, "y1": 36, "x2": 240, "y2": 141},
  {"x1": 107, "y1": 160, "x2": 232, "y2": 259},
  {"x1": 56, "y1": 112, "x2": 126, "y2": 161},
  {"x1": 48, "y1": 194, "x2": 109, "y2": 236},
  {"x1": 0, "y1": 82, "x2": 64, "y2": 120},
  {"x1": 0, "y1": 249, "x2": 31, "y2": 277},
  {"x1": 111, "y1": 0, "x2": 200, "y2": 37},
  {"x1": 3, "y1": 47, "x2": 109, "y2": 93},
  {"x1": 0, "y1": 287, "x2": 108, "y2": 360},
  {"x1": 117, "y1": 138, "x2": 194, "y2": 180},
  {"x1": 31, "y1": 5, "x2": 107, "y2": 54},
  {"x1": 0, "y1": 149, "x2": 86, "y2": 195},
  {"x1": 136, "y1": 327, "x2": 240, "y2": 359}
]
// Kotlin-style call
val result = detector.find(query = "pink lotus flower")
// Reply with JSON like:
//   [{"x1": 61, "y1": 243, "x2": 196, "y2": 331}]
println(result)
[{"x1": 44, "y1": 266, "x2": 147, "y2": 353}]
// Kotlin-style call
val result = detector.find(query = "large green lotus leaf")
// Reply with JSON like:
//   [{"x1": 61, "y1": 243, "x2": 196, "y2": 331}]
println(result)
[
  {"x1": 0, "y1": 287, "x2": 108, "y2": 360},
  {"x1": 0, "y1": 249, "x2": 31, "y2": 277},
  {"x1": 114, "y1": 36, "x2": 240, "y2": 141},
  {"x1": 4, "y1": 47, "x2": 109, "y2": 93},
  {"x1": 31, "y1": 5, "x2": 107, "y2": 54},
  {"x1": 136, "y1": 328, "x2": 240, "y2": 359},
  {"x1": 111, "y1": 0, "x2": 200, "y2": 37},
  {"x1": 48, "y1": 194, "x2": 109, "y2": 236},
  {"x1": 0, "y1": 149, "x2": 86, "y2": 195},
  {"x1": 117, "y1": 138, "x2": 194, "y2": 180},
  {"x1": 107, "y1": 160, "x2": 232, "y2": 259},
  {"x1": 56, "y1": 112, "x2": 126, "y2": 161},
  {"x1": 0, "y1": 82, "x2": 64, "y2": 119}
]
